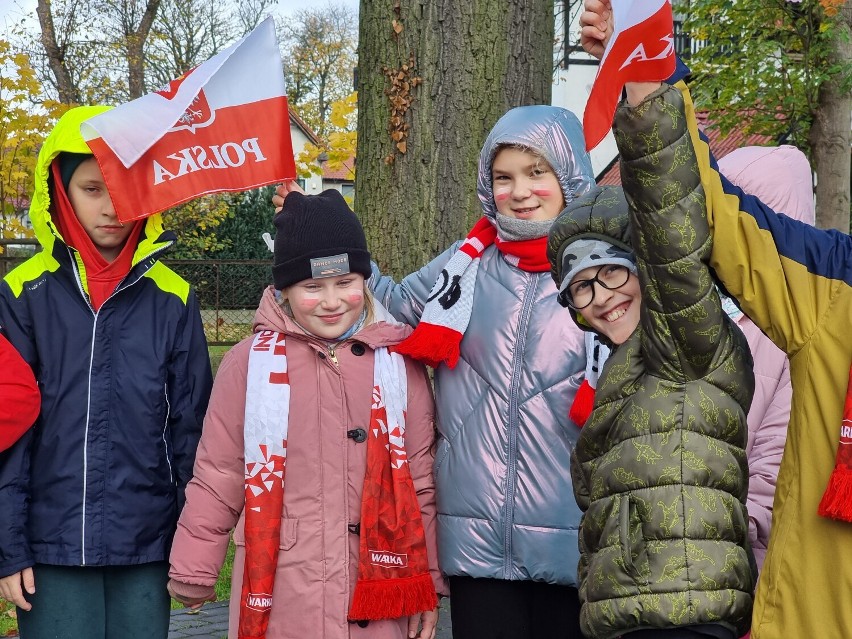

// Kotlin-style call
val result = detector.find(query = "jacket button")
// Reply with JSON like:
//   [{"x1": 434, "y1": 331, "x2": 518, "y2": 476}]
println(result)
[
  {"x1": 347, "y1": 428, "x2": 367, "y2": 443},
  {"x1": 351, "y1": 343, "x2": 365, "y2": 356}
]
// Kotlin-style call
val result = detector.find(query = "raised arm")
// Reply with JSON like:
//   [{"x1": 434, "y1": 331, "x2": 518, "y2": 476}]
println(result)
[
  {"x1": 368, "y1": 245, "x2": 458, "y2": 327},
  {"x1": 614, "y1": 85, "x2": 746, "y2": 385}
]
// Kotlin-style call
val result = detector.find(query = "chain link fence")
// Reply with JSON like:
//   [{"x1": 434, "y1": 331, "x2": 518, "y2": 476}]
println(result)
[
  {"x1": 166, "y1": 260, "x2": 270, "y2": 345},
  {"x1": 0, "y1": 242, "x2": 270, "y2": 346}
]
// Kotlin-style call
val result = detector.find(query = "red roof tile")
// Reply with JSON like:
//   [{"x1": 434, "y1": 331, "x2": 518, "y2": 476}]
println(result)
[
  {"x1": 597, "y1": 111, "x2": 774, "y2": 185},
  {"x1": 321, "y1": 154, "x2": 355, "y2": 181}
]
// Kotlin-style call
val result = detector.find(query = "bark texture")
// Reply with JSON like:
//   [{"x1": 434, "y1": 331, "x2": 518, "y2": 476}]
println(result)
[{"x1": 356, "y1": 0, "x2": 554, "y2": 279}]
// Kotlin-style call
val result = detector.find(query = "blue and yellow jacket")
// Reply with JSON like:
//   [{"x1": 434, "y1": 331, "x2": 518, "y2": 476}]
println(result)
[
  {"x1": 669, "y1": 79, "x2": 852, "y2": 639},
  {"x1": 0, "y1": 106, "x2": 213, "y2": 574}
]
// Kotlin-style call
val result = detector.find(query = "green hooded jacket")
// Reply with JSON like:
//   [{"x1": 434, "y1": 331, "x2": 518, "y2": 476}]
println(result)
[{"x1": 547, "y1": 92, "x2": 757, "y2": 638}]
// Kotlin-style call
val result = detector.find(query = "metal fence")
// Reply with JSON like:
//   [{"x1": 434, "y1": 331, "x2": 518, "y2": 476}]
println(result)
[
  {"x1": 0, "y1": 243, "x2": 269, "y2": 346},
  {"x1": 167, "y1": 260, "x2": 270, "y2": 345}
]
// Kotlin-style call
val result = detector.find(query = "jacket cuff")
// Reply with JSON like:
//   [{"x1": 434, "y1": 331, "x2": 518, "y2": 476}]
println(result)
[
  {"x1": 167, "y1": 579, "x2": 216, "y2": 603},
  {"x1": 614, "y1": 84, "x2": 685, "y2": 162}
]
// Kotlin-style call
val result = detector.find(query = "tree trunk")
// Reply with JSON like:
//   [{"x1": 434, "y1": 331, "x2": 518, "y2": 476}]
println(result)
[
  {"x1": 809, "y1": 0, "x2": 851, "y2": 232},
  {"x1": 356, "y1": 0, "x2": 553, "y2": 279},
  {"x1": 127, "y1": 0, "x2": 162, "y2": 98},
  {"x1": 36, "y1": 0, "x2": 82, "y2": 105}
]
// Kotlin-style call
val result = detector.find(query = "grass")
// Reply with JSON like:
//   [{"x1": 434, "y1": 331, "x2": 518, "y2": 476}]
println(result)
[
  {"x1": 0, "y1": 346, "x2": 238, "y2": 635},
  {"x1": 170, "y1": 537, "x2": 236, "y2": 610},
  {"x1": 208, "y1": 344, "x2": 232, "y2": 377}
]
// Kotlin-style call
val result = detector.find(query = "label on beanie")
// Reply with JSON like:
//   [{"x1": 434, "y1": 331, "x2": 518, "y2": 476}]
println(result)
[{"x1": 311, "y1": 253, "x2": 351, "y2": 278}]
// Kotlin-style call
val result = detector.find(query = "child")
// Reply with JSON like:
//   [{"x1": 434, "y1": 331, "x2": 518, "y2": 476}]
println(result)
[
  {"x1": 167, "y1": 189, "x2": 446, "y2": 639},
  {"x1": 0, "y1": 332, "x2": 40, "y2": 452},
  {"x1": 546, "y1": 87, "x2": 757, "y2": 637},
  {"x1": 0, "y1": 106, "x2": 213, "y2": 639},
  {"x1": 716, "y1": 145, "x2": 816, "y2": 573},
  {"x1": 580, "y1": 4, "x2": 852, "y2": 636},
  {"x1": 355, "y1": 106, "x2": 594, "y2": 639}
]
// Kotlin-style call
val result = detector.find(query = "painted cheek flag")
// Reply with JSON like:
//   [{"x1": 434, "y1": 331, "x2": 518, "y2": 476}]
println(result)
[
  {"x1": 81, "y1": 17, "x2": 295, "y2": 223},
  {"x1": 583, "y1": 0, "x2": 676, "y2": 151}
]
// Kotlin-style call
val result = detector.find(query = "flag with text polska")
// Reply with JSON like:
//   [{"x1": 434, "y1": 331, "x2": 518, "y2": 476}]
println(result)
[
  {"x1": 82, "y1": 17, "x2": 295, "y2": 223},
  {"x1": 583, "y1": 0, "x2": 676, "y2": 151}
]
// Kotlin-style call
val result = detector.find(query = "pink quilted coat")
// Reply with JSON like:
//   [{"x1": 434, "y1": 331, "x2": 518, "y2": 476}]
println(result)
[{"x1": 169, "y1": 287, "x2": 446, "y2": 639}]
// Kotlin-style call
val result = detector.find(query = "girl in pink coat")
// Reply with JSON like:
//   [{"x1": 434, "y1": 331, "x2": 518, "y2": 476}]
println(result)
[{"x1": 168, "y1": 190, "x2": 446, "y2": 639}]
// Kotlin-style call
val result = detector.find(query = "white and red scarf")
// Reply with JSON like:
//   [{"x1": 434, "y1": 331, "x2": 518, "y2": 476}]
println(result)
[
  {"x1": 818, "y1": 365, "x2": 852, "y2": 522},
  {"x1": 396, "y1": 216, "x2": 550, "y2": 368},
  {"x1": 240, "y1": 331, "x2": 436, "y2": 639},
  {"x1": 570, "y1": 332, "x2": 611, "y2": 427}
]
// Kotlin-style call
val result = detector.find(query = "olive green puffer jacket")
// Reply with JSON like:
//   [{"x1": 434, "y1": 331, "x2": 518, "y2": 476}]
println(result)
[{"x1": 547, "y1": 88, "x2": 757, "y2": 639}]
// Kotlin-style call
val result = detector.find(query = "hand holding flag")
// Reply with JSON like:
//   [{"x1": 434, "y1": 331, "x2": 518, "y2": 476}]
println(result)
[{"x1": 581, "y1": 0, "x2": 676, "y2": 151}]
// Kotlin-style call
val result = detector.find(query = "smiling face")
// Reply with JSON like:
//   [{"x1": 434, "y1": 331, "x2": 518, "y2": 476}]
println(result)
[
  {"x1": 66, "y1": 157, "x2": 136, "y2": 262},
  {"x1": 572, "y1": 265, "x2": 642, "y2": 345},
  {"x1": 282, "y1": 273, "x2": 367, "y2": 339},
  {"x1": 491, "y1": 147, "x2": 565, "y2": 222}
]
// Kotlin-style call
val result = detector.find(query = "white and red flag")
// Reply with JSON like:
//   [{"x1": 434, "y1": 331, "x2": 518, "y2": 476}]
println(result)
[
  {"x1": 82, "y1": 17, "x2": 295, "y2": 223},
  {"x1": 583, "y1": 0, "x2": 676, "y2": 151}
]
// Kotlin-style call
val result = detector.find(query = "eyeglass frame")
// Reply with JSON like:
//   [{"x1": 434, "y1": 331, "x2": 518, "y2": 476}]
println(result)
[{"x1": 563, "y1": 264, "x2": 632, "y2": 310}]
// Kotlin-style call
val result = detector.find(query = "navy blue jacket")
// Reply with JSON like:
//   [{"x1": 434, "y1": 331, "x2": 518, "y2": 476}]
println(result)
[{"x1": 0, "y1": 106, "x2": 212, "y2": 575}]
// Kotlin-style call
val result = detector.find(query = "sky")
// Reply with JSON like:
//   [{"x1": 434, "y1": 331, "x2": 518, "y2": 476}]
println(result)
[{"x1": 0, "y1": 0, "x2": 360, "y2": 26}]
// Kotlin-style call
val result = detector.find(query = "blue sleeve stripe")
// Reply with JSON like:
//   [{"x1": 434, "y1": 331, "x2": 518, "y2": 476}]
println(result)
[{"x1": 696, "y1": 128, "x2": 852, "y2": 286}]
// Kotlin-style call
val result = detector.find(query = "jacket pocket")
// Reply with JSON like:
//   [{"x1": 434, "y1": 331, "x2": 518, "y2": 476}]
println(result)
[
  {"x1": 618, "y1": 494, "x2": 648, "y2": 583},
  {"x1": 233, "y1": 516, "x2": 299, "y2": 551}
]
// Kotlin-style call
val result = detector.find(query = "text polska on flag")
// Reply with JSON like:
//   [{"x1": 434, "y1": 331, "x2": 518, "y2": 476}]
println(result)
[{"x1": 81, "y1": 16, "x2": 296, "y2": 223}]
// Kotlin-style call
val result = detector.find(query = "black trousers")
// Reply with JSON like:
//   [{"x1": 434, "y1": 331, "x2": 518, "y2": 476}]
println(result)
[{"x1": 448, "y1": 576, "x2": 584, "y2": 639}]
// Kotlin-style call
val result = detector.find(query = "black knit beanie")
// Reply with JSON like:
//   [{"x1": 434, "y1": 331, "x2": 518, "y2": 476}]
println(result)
[
  {"x1": 57, "y1": 152, "x2": 92, "y2": 192},
  {"x1": 273, "y1": 189, "x2": 371, "y2": 290}
]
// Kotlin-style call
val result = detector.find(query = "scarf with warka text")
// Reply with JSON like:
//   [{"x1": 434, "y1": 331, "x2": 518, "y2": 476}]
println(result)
[
  {"x1": 395, "y1": 216, "x2": 550, "y2": 369},
  {"x1": 818, "y1": 365, "x2": 852, "y2": 522},
  {"x1": 240, "y1": 330, "x2": 436, "y2": 639},
  {"x1": 50, "y1": 161, "x2": 143, "y2": 311}
]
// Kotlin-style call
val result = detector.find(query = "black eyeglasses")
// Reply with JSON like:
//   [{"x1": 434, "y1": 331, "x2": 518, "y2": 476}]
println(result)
[{"x1": 564, "y1": 264, "x2": 631, "y2": 310}]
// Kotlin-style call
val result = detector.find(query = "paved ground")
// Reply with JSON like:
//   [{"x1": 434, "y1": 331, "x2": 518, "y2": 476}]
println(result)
[{"x1": 168, "y1": 599, "x2": 453, "y2": 639}]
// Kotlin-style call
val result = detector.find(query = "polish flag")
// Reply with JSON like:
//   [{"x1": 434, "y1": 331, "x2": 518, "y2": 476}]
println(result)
[
  {"x1": 82, "y1": 17, "x2": 296, "y2": 223},
  {"x1": 583, "y1": 0, "x2": 676, "y2": 151}
]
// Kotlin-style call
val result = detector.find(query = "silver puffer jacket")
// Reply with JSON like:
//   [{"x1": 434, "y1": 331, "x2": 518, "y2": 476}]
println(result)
[{"x1": 371, "y1": 105, "x2": 594, "y2": 585}]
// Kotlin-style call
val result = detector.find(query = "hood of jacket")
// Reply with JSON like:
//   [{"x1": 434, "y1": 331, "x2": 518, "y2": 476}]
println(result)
[
  {"x1": 476, "y1": 105, "x2": 595, "y2": 220},
  {"x1": 31, "y1": 105, "x2": 174, "y2": 264},
  {"x1": 546, "y1": 185, "x2": 633, "y2": 333},
  {"x1": 252, "y1": 285, "x2": 413, "y2": 349},
  {"x1": 718, "y1": 145, "x2": 815, "y2": 225}
]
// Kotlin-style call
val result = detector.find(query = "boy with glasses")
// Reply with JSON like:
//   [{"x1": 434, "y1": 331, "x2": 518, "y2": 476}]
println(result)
[{"x1": 546, "y1": 110, "x2": 756, "y2": 639}]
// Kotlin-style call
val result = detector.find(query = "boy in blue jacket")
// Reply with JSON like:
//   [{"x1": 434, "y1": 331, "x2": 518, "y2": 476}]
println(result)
[{"x1": 0, "y1": 106, "x2": 213, "y2": 639}]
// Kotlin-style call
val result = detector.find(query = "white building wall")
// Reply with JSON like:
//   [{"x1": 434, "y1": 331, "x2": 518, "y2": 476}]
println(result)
[
  {"x1": 551, "y1": 2, "x2": 618, "y2": 178},
  {"x1": 288, "y1": 124, "x2": 324, "y2": 194}
]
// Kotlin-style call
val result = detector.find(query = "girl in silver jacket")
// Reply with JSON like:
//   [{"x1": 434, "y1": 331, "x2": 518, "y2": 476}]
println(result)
[{"x1": 364, "y1": 107, "x2": 594, "y2": 639}]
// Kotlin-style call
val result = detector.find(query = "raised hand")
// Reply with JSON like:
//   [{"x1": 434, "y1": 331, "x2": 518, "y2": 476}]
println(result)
[
  {"x1": 272, "y1": 179, "x2": 306, "y2": 214},
  {"x1": 580, "y1": 0, "x2": 613, "y2": 60}
]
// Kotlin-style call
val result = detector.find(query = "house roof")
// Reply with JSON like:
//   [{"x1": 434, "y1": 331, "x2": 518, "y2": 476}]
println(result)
[
  {"x1": 597, "y1": 111, "x2": 775, "y2": 185},
  {"x1": 288, "y1": 107, "x2": 321, "y2": 146},
  {"x1": 321, "y1": 154, "x2": 355, "y2": 181}
]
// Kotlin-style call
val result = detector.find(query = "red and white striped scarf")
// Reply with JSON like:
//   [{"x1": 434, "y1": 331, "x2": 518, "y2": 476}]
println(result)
[
  {"x1": 239, "y1": 331, "x2": 436, "y2": 638},
  {"x1": 396, "y1": 216, "x2": 550, "y2": 369}
]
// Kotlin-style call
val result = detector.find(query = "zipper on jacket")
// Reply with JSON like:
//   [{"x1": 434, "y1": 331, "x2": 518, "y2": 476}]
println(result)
[
  {"x1": 328, "y1": 345, "x2": 339, "y2": 366},
  {"x1": 502, "y1": 274, "x2": 538, "y2": 579},
  {"x1": 68, "y1": 242, "x2": 172, "y2": 565}
]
